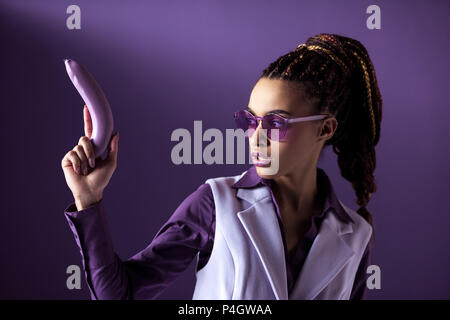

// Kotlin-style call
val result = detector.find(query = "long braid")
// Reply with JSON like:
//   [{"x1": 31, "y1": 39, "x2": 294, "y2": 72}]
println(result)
[{"x1": 259, "y1": 33, "x2": 383, "y2": 229}]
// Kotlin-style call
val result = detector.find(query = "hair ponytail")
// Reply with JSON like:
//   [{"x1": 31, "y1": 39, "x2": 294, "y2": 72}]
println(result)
[{"x1": 259, "y1": 33, "x2": 383, "y2": 228}]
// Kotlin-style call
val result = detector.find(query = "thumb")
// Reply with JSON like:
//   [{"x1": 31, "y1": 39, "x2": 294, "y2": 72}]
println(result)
[{"x1": 106, "y1": 131, "x2": 119, "y2": 165}]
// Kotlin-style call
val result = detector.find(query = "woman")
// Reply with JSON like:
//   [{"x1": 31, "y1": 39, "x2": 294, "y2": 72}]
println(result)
[{"x1": 61, "y1": 33, "x2": 383, "y2": 300}]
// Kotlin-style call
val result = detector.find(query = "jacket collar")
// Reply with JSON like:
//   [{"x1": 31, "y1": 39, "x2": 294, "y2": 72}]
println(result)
[{"x1": 231, "y1": 165, "x2": 354, "y2": 225}]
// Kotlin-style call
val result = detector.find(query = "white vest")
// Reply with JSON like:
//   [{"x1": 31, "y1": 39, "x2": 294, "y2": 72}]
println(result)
[{"x1": 192, "y1": 170, "x2": 372, "y2": 300}]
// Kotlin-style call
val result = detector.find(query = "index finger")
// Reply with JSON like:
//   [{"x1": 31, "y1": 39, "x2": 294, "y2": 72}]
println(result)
[{"x1": 84, "y1": 105, "x2": 93, "y2": 139}]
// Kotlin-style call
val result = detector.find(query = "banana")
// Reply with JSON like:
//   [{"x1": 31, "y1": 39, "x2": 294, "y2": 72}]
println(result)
[{"x1": 64, "y1": 58, "x2": 114, "y2": 159}]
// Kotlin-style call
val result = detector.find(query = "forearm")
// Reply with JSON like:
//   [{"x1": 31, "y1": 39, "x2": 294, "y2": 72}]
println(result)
[
  {"x1": 63, "y1": 182, "x2": 215, "y2": 300},
  {"x1": 64, "y1": 199, "x2": 130, "y2": 299}
]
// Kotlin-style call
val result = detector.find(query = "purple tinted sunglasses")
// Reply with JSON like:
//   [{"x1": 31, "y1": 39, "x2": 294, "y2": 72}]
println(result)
[{"x1": 234, "y1": 109, "x2": 329, "y2": 141}]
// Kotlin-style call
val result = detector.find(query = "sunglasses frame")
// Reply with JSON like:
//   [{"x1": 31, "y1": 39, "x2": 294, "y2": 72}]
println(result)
[{"x1": 234, "y1": 109, "x2": 331, "y2": 141}]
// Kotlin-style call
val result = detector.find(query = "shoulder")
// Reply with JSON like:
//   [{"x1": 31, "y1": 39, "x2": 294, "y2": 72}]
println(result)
[
  {"x1": 175, "y1": 168, "x2": 246, "y2": 219},
  {"x1": 181, "y1": 183, "x2": 215, "y2": 212},
  {"x1": 204, "y1": 170, "x2": 247, "y2": 189},
  {"x1": 165, "y1": 183, "x2": 215, "y2": 229}
]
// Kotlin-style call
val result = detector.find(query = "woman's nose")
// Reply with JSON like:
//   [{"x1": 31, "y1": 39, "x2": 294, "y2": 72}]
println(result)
[{"x1": 250, "y1": 120, "x2": 269, "y2": 147}]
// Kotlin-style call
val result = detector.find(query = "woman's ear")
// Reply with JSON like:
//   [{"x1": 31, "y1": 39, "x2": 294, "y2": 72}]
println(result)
[{"x1": 319, "y1": 117, "x2": 338, "y2": 140}]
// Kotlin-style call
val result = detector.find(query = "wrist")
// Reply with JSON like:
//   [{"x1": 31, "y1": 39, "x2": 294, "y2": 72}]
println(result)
[{"x1": 74, "y1": 192, "x2": 103, "y2": 211}]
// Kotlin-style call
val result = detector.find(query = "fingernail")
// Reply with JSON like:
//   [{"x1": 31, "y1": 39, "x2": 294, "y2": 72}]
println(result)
[
  {"x1": 83, "y1": 166, "x2": 88, "y2": 175},
  {"x1": 75, "y1": 165, "x2": 80, "y2": 175},
  {"x1": 89, "y1": 158, "x2": 95, "y2": 168}
]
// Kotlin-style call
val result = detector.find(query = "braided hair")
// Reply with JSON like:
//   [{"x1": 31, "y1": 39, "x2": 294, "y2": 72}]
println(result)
[{"x1": 259, "y1": 33, "x2": 383, "y2": 227}]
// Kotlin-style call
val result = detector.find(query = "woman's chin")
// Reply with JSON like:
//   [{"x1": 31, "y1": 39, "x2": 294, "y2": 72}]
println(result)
[{"x1": 254, "y1": 165, "x2": 282, "y2": 179}]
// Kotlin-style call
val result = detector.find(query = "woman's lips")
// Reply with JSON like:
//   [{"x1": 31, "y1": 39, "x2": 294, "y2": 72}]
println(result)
[{"x1": 251, "y1": 151, "x2": 271, "y2": 166}]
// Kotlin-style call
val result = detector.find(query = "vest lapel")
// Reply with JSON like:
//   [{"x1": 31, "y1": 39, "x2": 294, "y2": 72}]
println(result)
[
  {"x1": 235, "y1": 185, "x2": 355, "y2": 300},
  {"x1": 236, "y1": 187, "x2": 289, "y2": 300},
  {"x1": 290, "y1": 210, "x2": 355, "y2": 299}
]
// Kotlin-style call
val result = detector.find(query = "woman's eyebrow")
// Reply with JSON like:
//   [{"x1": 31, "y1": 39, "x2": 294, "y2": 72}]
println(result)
[{"x1": 246, "y1": 106, "x2": 292, "y2": 116}]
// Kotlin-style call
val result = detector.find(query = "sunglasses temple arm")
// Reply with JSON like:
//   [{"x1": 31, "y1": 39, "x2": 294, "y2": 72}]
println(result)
[{"x1": 287, "y1": 115, "x2": 329, "y2": 123}]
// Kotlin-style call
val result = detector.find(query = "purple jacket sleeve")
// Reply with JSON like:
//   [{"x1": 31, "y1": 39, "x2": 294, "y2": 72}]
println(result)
[
  {"x1": 63, "y1": 183, "x2": 215, "y2": 300},
  {"x1": 349, "y1": 232, "x2": 374, "y2": 300}
]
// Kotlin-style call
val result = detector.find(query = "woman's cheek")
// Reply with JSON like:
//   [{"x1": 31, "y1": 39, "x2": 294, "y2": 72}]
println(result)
[
  {"x1": 284, "y1": 125, "x2": 305, "y2": 141},
  {"x1": 274, "y1": 142, "x2": 292, "y2": 167}
]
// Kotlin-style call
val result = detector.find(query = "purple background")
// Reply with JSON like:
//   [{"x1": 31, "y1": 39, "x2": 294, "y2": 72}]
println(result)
[{"x1": 1, "y1": 0, "x2": 449, "y2": 299}]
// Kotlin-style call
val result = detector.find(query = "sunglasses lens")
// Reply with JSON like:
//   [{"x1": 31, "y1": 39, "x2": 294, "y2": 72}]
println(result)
[
  {"x1": 263, "y1": 114, "x2": 287, "y2": 140},
  {"x1": 234, "y1": 111, "x2": 289, "y2": 140},
  {"x1": 234, "y1": 111, "x2": 257, "y2": 136}
]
